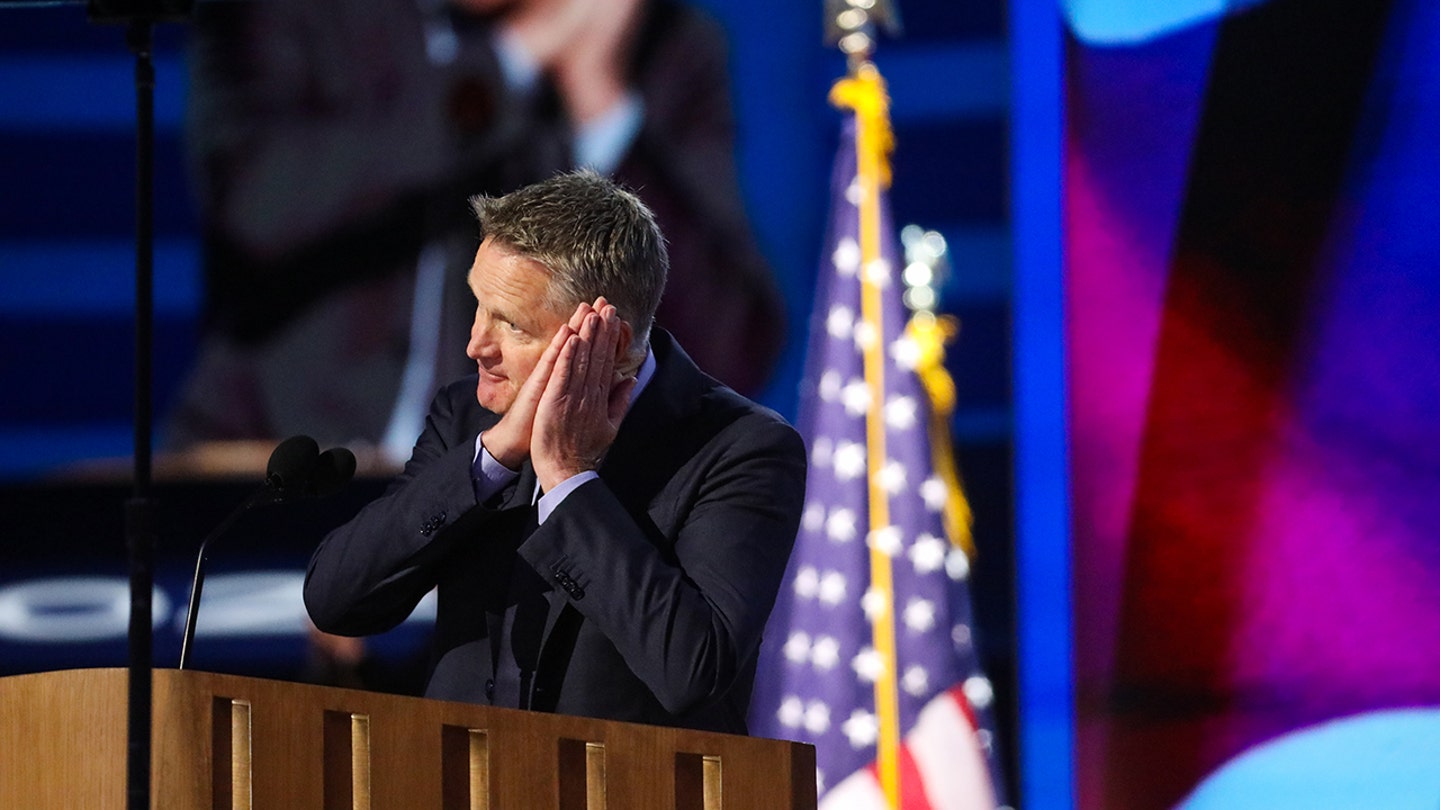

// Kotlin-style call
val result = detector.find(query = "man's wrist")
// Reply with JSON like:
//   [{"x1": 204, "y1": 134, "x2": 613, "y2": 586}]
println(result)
[
  {"x1": 536, "y1": 463, "x2": 594, "y2": 494},
  {"x1": 473, "y1": 435, "x2": 521, "y2": 505},
  {"x1": 479, "y1": 430, "x2": 525, "y2": 471}
]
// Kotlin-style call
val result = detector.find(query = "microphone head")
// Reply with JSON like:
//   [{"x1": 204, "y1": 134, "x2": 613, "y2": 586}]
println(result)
[
  {"x1": 314, "y1": 447, "x2": 357, "y2": 497},
  {"x1": 265, "y1": 435, "x2": 320, "y2": 500}
]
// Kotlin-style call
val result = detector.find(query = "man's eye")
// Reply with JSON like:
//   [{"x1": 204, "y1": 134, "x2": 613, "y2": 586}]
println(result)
[{"x1": 503, "y1": 320, "x2": 524, "y2": 334}]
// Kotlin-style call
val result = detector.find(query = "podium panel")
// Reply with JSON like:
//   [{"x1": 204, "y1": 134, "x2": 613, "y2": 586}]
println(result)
[{"x1": 0, "y1": 668, "x2": 816, "y2": 809}]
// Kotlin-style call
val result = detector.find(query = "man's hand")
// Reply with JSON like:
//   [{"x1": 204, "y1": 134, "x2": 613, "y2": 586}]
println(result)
[
  {"x1": 490, "y1": 0, "x2": 644, "y2": 125},
  {"x1": 546, "y1": 0, "x2": 643, "y2": 125},
  {"x1": 532, "y1": 298, "x2": 636, "y2": 491},
  {"x1": 478, "y1": 304, "x2": 584, "y2": 470}
]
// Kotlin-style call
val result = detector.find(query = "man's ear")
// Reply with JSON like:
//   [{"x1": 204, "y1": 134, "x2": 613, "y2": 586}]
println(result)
[{"x1": 615, "y1": 320, "x2": 634, "y2": 363}]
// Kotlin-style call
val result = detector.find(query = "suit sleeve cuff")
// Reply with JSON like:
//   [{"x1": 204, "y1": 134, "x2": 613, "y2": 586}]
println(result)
[
  {"x1": 537, "y1": 471, "x2": 600, "y2": 523},
  {"x1": 472, "y1": 434, "x2": 520, "y2": 503}
]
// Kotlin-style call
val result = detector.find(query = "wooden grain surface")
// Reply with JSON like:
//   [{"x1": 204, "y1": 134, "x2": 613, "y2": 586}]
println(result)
[{"x1": 0, "y1": 668, "x2": 817, "y2": 810}]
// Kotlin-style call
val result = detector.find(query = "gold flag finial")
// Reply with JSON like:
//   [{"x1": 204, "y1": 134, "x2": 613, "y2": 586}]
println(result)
[
  {"x1": 829, "y1": 63, "x2": 894, "y2": 187},
  {"x1": 824, "y1": 0, "x2": 902, "y2": 72}
]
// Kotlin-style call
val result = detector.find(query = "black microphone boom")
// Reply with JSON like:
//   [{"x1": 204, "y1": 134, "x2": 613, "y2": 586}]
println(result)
[{"x1": 177, "y1": 435, "x2": 354, "y2": 670}]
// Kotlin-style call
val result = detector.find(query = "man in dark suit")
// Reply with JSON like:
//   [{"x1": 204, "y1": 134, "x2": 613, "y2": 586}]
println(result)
[{"x1": 304, "y1": 172, "x2": 805, "y2": 734}]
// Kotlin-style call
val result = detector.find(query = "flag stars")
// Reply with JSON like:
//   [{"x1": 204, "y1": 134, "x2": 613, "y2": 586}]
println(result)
[
  {"x1": 782, "y1": 629, "x2": 843, "y2": 671},
  {"x1": 833, "y1": 238, "x2": 861, "y2": 276},
  {"x1": 876, "y1": 460, "x2": 907, "y2": 495},
  {"x1": 946, "y1": 548, "x2": 972, "y2": 581},
  {"x1": 818, "y1": 371, "x2": 844, "y2": 403},
  {"x1": 804, "y1": 701, "x2": 832, "y2": 734},
  {"x1": 863, "y1": 258, "x2": 893, "y2": 288},
  {"x1": 778, "y1": 696, "x2": 805, "y2": 728},
  {"x1": 801, "y1": 502, "x2": 825, "y2": 533},
  {"x1": 902, "y1": 665, "x2": 930, "y2": 697},
  {"x1": 861, "y1": 587, "x2": 889, "y2": 620},
  {"x1": 853, "y1": 321, "x2": 879, "y2": 353},
  {"x1": 908, "y1": 533, "x2": 947, "y2": 575},
  {"x1": 793, "y1": 566, "x2": 820, "y2": 599},
  {"x1": 978, "y1": 729, "x2": 995, "y2": 753},
  {"x1": 903, "y1": 597, "x2": 937, "y2": 634},
  {"x1": 841, "y1": 378, "x2": 872, "y2": 417},
  {"x1": 891, "y1": 334, "x2": 921, "y2": 371},
  {"x1": 920, "y1": 477, "x2": 948, "y2": 512},
  {"x1": 825, "y1": 507, "x2": 858, "y2": 543},
  {"x1": 833, "y1": 442, "x2": 867, "y2": 482},
  {"x1": 826, "y1": 305, "x2": 855, "y2": 340},
  {"x1": 811, "y1": 436, "x2": 834, "y2": 471},
  {"x1": 964, "y1": 676, "x2": 995, "y2": 710},
  {"x1": 885, "y1": 396, "x2": 918, "y2": 431},
  {"x1": 953, "y1": 623, "x2": 972, "y2": 649},
  {"x1": 818, "y1": 571, "x2": 848, "y2": 606},
  {"x1": 783, "y1": 631, "x2": 811, "y2": 664},
  {"x1": 811, "y1": 635, "x2": 841, "y2": 670},
  {"x1": 842, "y1": 709, "x2": 879, "y2": 749},
  {"x1": 845, "y1": 179, "x2": 864, "y2": 207},
  {"x1": 853, "y1": 647, "x2": 886, "y2": 683},
  {"x1": 867, "y1": 525, "x2": 903, "y2": 557},
  {"x1": 795, "y1": 567, "x2": 852, "y2": 607}
]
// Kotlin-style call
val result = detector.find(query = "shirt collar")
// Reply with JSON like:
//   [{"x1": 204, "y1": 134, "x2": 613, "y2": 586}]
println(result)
[{"x1": 629, "y1": 347, "x2": 657, "y2": 406}]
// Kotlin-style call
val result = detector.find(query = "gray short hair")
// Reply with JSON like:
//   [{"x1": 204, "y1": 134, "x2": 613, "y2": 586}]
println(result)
[{"x1": 470, "y1": 170, "x2": 668, "y2": 351}]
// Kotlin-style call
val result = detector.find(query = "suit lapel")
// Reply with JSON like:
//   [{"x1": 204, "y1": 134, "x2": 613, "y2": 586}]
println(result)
[{"x1": 598, "y1": 331, "x2": 709, "y2": 515}]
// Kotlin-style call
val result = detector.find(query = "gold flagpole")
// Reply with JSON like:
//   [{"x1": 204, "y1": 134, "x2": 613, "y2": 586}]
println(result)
[{"x1": 827, "y1": 1, "x2": 903, "y2": 805}]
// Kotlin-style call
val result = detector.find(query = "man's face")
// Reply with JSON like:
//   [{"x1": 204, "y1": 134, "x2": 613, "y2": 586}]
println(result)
[{"x1": 466, "y1": 237, "x2": 570, "y2": 414}]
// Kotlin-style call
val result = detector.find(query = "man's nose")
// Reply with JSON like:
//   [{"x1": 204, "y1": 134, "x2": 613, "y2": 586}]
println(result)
[{"x1": 466, "y1": 320, "x2": 495, "y2": 360}]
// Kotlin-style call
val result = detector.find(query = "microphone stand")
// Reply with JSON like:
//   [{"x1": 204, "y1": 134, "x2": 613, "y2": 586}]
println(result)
[
  {"x1": 179, "y1": 438, "x2": 356, "y2": 670},
  {"x1": 0, "y1": 10, "x2": 327, "y2": 809},
  {"x1": 177, "y1": 486, "x2": 275, "y2": 671},
  {"x1": 124, "y1": 20, "x2": 158, "y2": 810},
  {"x1": 81, "y1": 3, "x2": 193, "y2": 808}
]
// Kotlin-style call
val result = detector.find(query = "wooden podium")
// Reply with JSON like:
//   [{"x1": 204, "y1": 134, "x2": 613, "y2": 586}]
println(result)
[{"x1": 0, "y1": 668, "x2": 816, "y2": 809}]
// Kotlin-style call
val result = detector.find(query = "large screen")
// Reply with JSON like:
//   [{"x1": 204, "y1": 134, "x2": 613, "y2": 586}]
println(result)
[{"x1": 1062, "y1": 0, "x2": 1440, "y2": 805}]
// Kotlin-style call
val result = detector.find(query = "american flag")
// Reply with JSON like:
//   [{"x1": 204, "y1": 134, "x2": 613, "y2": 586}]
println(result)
[{"x1": 749, "y1": 102, "x2": 1005, "y2": 810}]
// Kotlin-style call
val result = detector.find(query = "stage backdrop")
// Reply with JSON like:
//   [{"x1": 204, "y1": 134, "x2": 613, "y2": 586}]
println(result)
[
  {"x1": 1064, "y1": 0, "x2": 1440, "y2": 806},
  {"x1": 0, "y1": 4, "x2": 1017, "y2": 791}
]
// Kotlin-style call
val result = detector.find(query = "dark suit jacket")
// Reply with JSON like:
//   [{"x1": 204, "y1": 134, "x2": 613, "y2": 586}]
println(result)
[{"x1": 303, "y1": 332, "x2": 805, "y2": 734}]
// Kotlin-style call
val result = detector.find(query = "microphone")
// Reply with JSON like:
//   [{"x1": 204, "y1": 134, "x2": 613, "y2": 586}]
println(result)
[
  {"x1": 178, "y1": 436, "x2": 354, "y2": 669},
  {"x1": 264, "y1": 434, "x2": 320, "y2": 501},
  {"x1": 314, "y1": 446, "x2": 358, "y2": 497}
]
